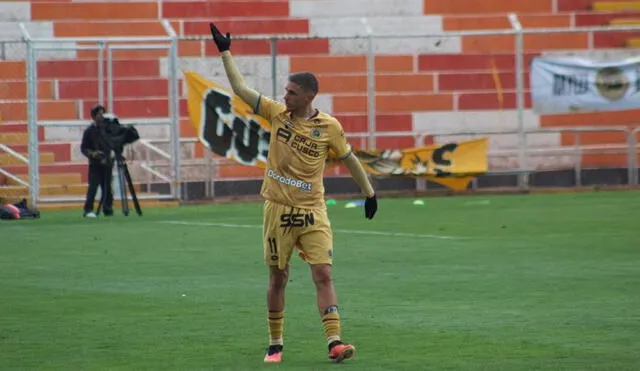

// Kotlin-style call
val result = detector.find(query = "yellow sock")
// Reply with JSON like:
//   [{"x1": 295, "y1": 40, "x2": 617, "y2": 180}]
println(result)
[
  {"x1": 268, "y1": 311, "x2": 284, "y2": 346},
  {"x1": 322, "y1": 305, "x2": 341, "y2": 345}
]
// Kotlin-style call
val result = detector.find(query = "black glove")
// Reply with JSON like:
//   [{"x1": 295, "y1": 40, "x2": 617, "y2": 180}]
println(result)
[
  {"x1": 90, "y1": 150, "x2": 104, "y2": 160},
  {"x1": 209, "y1": 23, "x2": 231, "y2": 52},
  {"x1": 364, "y1": 194, "x2": 377, "y2": 220}
]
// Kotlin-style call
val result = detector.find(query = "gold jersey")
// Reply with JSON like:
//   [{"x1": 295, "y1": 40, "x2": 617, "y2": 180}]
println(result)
[{"x1": 256, "y1": 95, "x2": 352, "y2": 209}]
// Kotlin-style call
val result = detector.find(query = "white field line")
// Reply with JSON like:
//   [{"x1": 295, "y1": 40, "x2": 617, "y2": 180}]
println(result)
[
  {"x1": 157, "y1": 220, "x2": 631, "y2": 240},
  {"x1": 158, "y1": 220, "x2": 466, "y2": 240}
]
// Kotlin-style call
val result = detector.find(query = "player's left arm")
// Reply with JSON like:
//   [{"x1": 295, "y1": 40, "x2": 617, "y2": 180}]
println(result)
[
  {"x1": 329, "y1": 122, "x2": 377, "y2": 219},
  {"x1": 343, "y1": 154, "x2": 375, "y2": 197}
]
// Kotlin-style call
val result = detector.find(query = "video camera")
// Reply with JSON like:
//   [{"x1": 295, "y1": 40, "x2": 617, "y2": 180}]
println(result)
[{"x1": 97, "y1": 113, "x2": 141, "y2": 158}]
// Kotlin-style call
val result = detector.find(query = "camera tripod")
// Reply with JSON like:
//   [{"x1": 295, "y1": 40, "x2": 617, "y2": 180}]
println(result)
[{"x1": 97, "y1": 152, "x2": 142, "y2": 217}]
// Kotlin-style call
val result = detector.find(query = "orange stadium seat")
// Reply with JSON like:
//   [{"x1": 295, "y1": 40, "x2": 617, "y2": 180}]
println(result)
[
  {"x1": 204, "y1": 39, "x2": 330, "y2": 56},
  {"x1": 53, "y1": 21, "x2": 172, "y2": 38},
  {"x1": 10, "y1": 143, "x2": 72, "y2": 163},
  {"x1": 56, "y1": 78, "x2": 175, "y2": 100},
  {"x1": 334, "y1": 114, "x2": 415, "y2": 132},
  {"x1": 332, "y1": 93, "x2": 454, "y2": 113},
  {"x1": 424, "y1": 0, "x2": 555, "y2": 14},
  {"x1": 181, "y1": 19, "x2": 309, "y2": 36},
  {"x1": 0, "y1": 81, "x2": 53, "y2": 100},
  {"x1": 30, "y1": 2, "x2": 158, "y2": 20},
  {"x1": 461, "y1": 32, "x2": 590, "y2": 53},
  {"x1": 443, "y1": 14, "x2": 572, "y2": 30},
  {"x1": 37, "y1": 59, "x2": 160, "y2": 79},
  {"x1": 0, "y1": 61, "x2": 26, "y2": 80},
  {"x1": 0, "y1": 124, "x2": 44, "y2": 141},
  {"x1": 0, "y1": 100, "x2": 77, "y2": 122},
  {"x1": 315, "y1": 74, "x2": 435, "y2": 94},
  {"x1": 160, "y1": 1, "x2": 290, "y2": 18}
]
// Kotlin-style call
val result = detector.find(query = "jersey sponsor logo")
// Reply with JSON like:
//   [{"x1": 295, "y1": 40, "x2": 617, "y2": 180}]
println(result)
[
  {"x1": 276, "y1": 127, "x2": 321, "y2": 158},
  {"x1": 266, "y1": 169, "x2": 312, "y2": 192},
  {"x1": 276, "y1": 127, "x2": 292, "y2": 143},
  {"x1": 279, "y1": 212, "x2": 315, "y2": 228}
]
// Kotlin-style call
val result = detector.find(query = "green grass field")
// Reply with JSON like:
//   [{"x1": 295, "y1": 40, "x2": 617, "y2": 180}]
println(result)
[{"x1": 1, "y1": 191, "x2": 639, "y2": 370}]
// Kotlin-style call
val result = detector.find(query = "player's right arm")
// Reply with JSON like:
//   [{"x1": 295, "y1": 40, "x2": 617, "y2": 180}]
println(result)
[
  {"x1": 220, "y1": 51, "x2": 260, "y2": 113},
  {"x1": 209, "y1": 23, "x2": 260, "y2": 112},
  {"x1": 210, "y1": 23, "x2": 283, "y2": 122}
]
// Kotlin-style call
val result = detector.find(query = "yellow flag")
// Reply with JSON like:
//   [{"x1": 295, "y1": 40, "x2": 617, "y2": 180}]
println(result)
[
  {"x1": 345, "y1": 139, "x2": 488, "y2": 191},
  {"x1": 185, "y1": 70, "x2": 271, "y2": 168}
]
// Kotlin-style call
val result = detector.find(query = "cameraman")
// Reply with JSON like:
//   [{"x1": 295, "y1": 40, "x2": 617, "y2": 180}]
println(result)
[{"x1": 80, "y1": 105, "x2": 114, "y2": 217}]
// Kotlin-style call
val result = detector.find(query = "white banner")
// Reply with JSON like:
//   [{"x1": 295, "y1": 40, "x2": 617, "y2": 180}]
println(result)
[{"x1": 530, "y1": 56, "x2": 640, "y2": 114}]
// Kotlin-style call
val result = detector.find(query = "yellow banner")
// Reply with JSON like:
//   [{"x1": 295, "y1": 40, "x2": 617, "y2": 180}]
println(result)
[
  {"x1": 185, "y1": 71, "x2": 488, "y2": 191},
  {"x1": 349, "y1": 139, "x2": 488, "y2": 190}
]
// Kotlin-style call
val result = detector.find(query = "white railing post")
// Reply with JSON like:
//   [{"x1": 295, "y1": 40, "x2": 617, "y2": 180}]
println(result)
[
  {"x1": 98, "y1": 41, "x2": 105, "y2": 107},
  {"x1": 21, "y1": 23, "x2": 40, "y2": 207},
  {"x1": 509, "y1": 13, "x2": 528, "y2": 191},
  {"x1": 361, "y1": 18, "x2": 376, "y2": 151},
  {"x1": 269, "y1": 38, "x2": 278, "y2": 100},
  {"x1": 167, "y1": 27, "x2": 182, "y2": 201},
  {"x1": 106, "y1": 44, "x2": 114, "y2": 112},
  {"x1": 162, "y1": 19, "x2": 182, "y2": 200}
]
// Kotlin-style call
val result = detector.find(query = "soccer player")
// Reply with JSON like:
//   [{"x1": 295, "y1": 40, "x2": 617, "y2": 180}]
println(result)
[{"x1": 209, "y1": 24, "x2": 379, "y2": 364}]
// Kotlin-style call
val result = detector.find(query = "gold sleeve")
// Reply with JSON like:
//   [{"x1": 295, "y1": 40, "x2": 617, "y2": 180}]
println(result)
[
  {"x1": 343, "y1": 153, "x2": 375, "y2": 198},
  {"x1": 220, "y1": 51, "x2": 261, "y2": 112}
]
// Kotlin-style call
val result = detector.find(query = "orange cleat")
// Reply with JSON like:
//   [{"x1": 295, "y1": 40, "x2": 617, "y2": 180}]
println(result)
[
  {"x1": 328, "y1": 342, "x2": 355, "y2": 363},
  {"x1": 264, "y1": 345, "x2": 283, "y2": 363}
]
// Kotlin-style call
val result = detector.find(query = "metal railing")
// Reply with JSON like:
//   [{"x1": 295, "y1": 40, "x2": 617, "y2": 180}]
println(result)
[
  {"x1": 33, "y1": 118, "x2": 177, "y2": 202},
  {"x1": 0, "y1": 143, "x2": 30, "y2": 187},
  {"x1": 177, "y1": 126, "x2": 636, "y2": 196},
  {"x1": 19, "y1": 20, "x2": 181, "y2": 207}
]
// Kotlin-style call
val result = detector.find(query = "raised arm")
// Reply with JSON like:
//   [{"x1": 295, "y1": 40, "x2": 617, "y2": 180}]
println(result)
[
  {"x1": 210, "y1": 23, "x2": 260, "y2": 110},
  {"x1": 220, "y1": 51, "x2": 260, "y2": 111}
]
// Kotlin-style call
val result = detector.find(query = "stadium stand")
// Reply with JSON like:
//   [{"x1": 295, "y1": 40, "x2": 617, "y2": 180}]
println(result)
[{"x1": 1, "y1": 0, "x2": 640, "y2": 205}]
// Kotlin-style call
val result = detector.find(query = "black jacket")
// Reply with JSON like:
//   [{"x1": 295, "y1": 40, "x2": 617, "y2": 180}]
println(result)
[{"x1": 80, "y1": 123, "x2": 111, "y2": 166}]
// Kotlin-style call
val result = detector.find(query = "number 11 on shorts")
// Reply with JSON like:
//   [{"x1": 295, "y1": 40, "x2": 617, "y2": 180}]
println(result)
[{"x1": 268, "y1": 237, "x2": 278, "y2": 261}]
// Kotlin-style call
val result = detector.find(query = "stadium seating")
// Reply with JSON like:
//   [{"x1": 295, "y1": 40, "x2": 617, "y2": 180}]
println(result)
[{"x1": 1, "y1": 0, "x2": 640, "y2": 203}]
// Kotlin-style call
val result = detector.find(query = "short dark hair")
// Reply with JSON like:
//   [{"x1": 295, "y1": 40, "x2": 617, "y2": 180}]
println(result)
[
  {"x1": 288, "y1": 72, "x2": 319, "y2": 95},
  {"x1": 91, "y1": 104, "x2": 106, "y2": 119}
]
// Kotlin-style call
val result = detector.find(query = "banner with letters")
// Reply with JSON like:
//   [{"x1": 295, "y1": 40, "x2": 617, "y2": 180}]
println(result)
[
  {"x1": 530, "y1": 56, "x2": 640, "y2": 114},
  {"x1": 185, "y1": 71, "x2": 488, "y2": 191}
]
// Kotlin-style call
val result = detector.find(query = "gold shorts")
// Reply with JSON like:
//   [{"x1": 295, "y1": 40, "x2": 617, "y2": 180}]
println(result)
[{"x1": 263, "y1": 200, "x2": 333, "y2": 269}]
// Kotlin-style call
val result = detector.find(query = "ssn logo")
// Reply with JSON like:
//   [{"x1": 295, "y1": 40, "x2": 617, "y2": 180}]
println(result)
[{"x1": 280, "y1": 212, "x2": 315, "y2": 228}]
